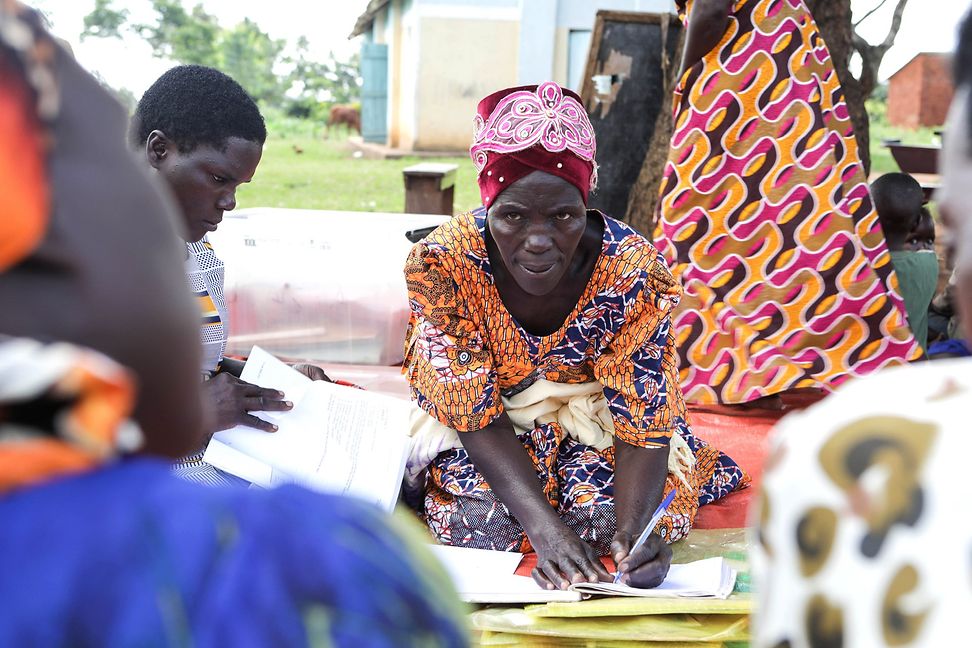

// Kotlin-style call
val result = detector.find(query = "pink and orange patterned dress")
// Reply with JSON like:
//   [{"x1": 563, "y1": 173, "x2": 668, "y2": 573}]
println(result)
[
  {"x1": 404, "y1": 210, "x2": 748, "y2": 553},
  {"x1": 654, "y1": 0, "x2": 921, "y2": 405}
]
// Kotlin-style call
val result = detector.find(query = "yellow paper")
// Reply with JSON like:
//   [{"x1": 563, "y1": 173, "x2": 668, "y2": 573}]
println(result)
[{"x1": 470, "y1": 608, "x2": 749, "y2": 643}]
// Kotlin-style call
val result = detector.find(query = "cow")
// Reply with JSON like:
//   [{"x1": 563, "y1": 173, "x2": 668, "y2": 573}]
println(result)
[{"x1": 325, "y1": 105, "x2": 361, "y2": 139}]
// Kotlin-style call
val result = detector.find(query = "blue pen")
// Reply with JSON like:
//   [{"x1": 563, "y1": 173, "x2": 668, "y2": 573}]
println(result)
[{"x1": 613, "y1": 489, "x2": 677, "y2": 584}]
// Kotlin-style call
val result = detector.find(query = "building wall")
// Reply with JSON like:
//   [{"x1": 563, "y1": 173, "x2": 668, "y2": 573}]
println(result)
[
  {"x1": 397, "y1": 0, "x2": 420, "y2": 150},
  {"x1": 523, "y1": 0, "x2": 675, "y2": 86},
  {"x1": 887, "y1": 59, "x2": 921, "y2": 129},
  {"x1": 413, "y1": 15, "x2": 519, "y2": 150},
  {"x1": 888, "y1": 54, "x2": 954, "y2": 129},
  {"x1": 919, "y1": 54, "x2": 953, "y2": 128},
  {"x1": 364, "y1": 0, "x2": 676, "y2": 150}
]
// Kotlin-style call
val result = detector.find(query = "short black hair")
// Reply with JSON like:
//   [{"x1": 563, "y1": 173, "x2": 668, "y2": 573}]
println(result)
[
  {"x1": 871, "y1": 173, "x2": 924, "y2": 245},
  {"x1": 131, "y1": 65, "x2": 266, "y2": 152}
]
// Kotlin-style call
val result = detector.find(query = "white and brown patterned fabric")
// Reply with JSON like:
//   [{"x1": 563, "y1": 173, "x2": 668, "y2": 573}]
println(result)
[{"x1": 752, "y1": 358, "x2": 972, "y2": 646}]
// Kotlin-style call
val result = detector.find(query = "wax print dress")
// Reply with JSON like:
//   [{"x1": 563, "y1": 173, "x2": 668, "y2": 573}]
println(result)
[
  {"x1": 404, "y1": 210, "x2": 748, "y2": 554},
  {"x1": 653, "y1": 0, "x2": 921, "y2": 404}
]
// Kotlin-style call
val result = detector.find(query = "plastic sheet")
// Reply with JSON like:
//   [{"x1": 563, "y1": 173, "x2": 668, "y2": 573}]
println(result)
[{"x1": 209, "y1": 208, "x2": 448, "y2": 366}]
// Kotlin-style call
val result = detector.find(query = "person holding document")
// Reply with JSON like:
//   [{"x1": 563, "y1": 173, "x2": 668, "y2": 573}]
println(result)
[
  {"x1": 0, "y1": 9, "x2": 465, "y2": 644},
  {"x1": 403, "y1": 82, "x2": 748, "y2": 591},
  {"x1": 128, "y1": 65, "x2": 330, "y2": 484}
]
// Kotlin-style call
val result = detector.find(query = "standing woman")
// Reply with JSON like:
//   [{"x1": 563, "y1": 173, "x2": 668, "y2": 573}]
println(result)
[
  {"x1": 654, "y1": 0, "x2": 921, "y2": 405},
  {"x1": 404, "y1": 83, "x2": 747, "y2": 590}
]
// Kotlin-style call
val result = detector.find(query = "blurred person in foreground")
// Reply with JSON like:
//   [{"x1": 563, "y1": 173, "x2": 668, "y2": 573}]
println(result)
[
  {"x1": 751, "y1": 9, "x2": 972, "y2": 644},
  {"x1": 0, "y1": 4, "x2": 466, "y2": 646}
]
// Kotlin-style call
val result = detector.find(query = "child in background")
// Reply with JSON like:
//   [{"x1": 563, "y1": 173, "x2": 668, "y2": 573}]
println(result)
[
  {"x1": 871, "y1": 173, "x2": 940, "y2": 351},
  {"x1": 908, "y1": 206, "x2": 937, "y2": 252}
]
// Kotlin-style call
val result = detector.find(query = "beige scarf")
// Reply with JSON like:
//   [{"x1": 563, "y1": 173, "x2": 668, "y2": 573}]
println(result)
[{"x1": 407, "y1": 379, "x2": 695, "y2": 489}]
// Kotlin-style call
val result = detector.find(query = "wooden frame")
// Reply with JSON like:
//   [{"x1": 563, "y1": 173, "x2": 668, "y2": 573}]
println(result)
[{"x1": 579, "y1": 11, "x2": 672, "y2": 109}]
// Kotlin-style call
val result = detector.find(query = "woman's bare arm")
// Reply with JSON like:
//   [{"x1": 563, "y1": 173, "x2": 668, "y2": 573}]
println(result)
[
  {"x1": 679, "y1": 0, "x2": 733, "y2": 77},
  {"x1": 460, "y1": 413, "x2": 611, "y2": 589}
]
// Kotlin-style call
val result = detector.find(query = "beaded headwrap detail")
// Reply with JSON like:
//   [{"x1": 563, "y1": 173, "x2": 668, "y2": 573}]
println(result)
[{"x1": 471, "y1": 82, "x2": 598, "y2": 206}]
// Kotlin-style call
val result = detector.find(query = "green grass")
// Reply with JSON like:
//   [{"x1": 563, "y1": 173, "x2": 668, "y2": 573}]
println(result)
[{"x1": 236, "y1": 115, "x2": 480, "y2": 214}]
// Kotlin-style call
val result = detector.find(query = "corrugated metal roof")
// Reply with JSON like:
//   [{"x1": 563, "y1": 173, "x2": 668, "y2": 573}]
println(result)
[{"x1": 349, "y1": 0, "x2": 391, "y2": 38}]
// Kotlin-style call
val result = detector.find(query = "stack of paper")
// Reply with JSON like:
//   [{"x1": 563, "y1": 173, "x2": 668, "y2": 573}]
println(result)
[
  {"x1": 428, "y1": 546, "x2": 582, "y2": 604},
  {"x1": 203, "y1": 346, "x2": 412, "y2": 512},
  {"x1": 429, "y1": 545, "x2": 736, "y2": 603},
  {"x1": 570, "y1": 557, "x2": 736, "y2": 599}
]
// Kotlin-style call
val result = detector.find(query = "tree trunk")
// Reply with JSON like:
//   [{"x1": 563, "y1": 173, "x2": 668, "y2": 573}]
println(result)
[{"x1": 805, "y1": 0, "x2": 872, "y2": 174}]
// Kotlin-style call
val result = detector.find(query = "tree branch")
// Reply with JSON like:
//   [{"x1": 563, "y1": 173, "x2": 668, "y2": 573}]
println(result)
[
  {"x1": 852, "y1": 0, "x2": 909, "y2": 51},
  {"x1": 880, "y1": 0, "x2": 910, "y2": 48},
  {"x1": 852, "y1": 0, "x2": 890, "y2": 29},
  {"x1": 851, "y1": 0, "x2": 909, "y2": 65}
]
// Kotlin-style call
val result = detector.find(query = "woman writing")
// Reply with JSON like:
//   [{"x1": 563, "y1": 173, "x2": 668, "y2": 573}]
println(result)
[
  {"x1": 404, "y1": 83, "x2": 746, "y2": 590},
  {"x1": 654, "y1": 0, "x2": 921, "y2": 405}
]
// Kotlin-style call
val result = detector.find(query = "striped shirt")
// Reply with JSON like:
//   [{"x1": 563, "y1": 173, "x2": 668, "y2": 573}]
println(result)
[{"x1": 185, "y1": 236, "x2": 227, "y2": 377}]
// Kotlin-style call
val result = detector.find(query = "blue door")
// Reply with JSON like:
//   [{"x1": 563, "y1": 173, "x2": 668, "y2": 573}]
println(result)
[{"x1": 361, "y1": 42, "x2": 388, "y2": 144}]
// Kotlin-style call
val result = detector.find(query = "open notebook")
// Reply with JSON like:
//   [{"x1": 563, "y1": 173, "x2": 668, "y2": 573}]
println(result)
[
  {"x1": 429, "y1": 545, "x2": 736, "y2": 604},
  {"x1": 203, "y1": 346, "x2": 412, "y2": 512}
]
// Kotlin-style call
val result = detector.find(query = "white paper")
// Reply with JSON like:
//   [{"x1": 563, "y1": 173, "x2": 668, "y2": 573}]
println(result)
[
  {"x1": 204, "y1": 346, "x2": 412, "y2": 512},
  {"x1": 428, "y1": 545, "x2": 736, "y2": 603},
  {"x1": 428, "y1": 545, "x2": 581, "y2": 603},
  {"x1": 571, "y1": 557, "x2": 736, "y2": 599}
]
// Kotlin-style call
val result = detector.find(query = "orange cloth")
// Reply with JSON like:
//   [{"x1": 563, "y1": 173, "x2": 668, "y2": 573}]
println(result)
[
  {"x1": 403, "y1": 210, "x2": 686, "y2": 448},
  {"x1": 0, "y1": 342, "x2": 136, "y2": 494},
  {"x1": 0, "y1": 57, "x2": 47, "y2": 271}
]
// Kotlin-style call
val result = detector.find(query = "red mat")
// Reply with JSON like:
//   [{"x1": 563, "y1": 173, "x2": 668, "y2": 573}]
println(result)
[{"x1": 690, "y1": 392, "x2": 823, "y2": 529}]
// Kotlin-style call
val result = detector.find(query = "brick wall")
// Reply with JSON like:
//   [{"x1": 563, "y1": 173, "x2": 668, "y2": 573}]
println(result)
[
  {"x1": 888, "y1": 53, "x2": 954, "y2": 129},
  {"x1": 920, "y1": 54, "x2": 953, "y2": 128}
]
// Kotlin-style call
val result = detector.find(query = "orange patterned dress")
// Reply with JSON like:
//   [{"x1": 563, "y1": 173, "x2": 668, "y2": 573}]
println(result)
[
  {"x1": 404, "y1": 210, "x2": 748, "y2": 553},
  {"x1": 654, "y1": 0, "x2": 921, "y2": 405}
]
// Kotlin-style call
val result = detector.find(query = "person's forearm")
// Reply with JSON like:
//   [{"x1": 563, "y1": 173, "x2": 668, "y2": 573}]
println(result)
[
  {"x1": 679, "y1": 0, "x2": 733, "y2": 77},
  {"x1": 614, "y1": 438, "x2": 669, "y2": 536},
  {"x1": 460, "y1": 413, "x2": 563, "y2": 537}
]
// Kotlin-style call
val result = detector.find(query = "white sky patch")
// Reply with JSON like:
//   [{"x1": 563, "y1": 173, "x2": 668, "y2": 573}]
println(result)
[{"x1": 32, "y1": 0, "x2": 368, "y2": 96}]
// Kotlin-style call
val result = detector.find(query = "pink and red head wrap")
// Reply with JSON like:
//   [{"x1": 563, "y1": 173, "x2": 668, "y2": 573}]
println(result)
[{"x1": 471, "y1": 82, "x2": 598, "y2": 207}]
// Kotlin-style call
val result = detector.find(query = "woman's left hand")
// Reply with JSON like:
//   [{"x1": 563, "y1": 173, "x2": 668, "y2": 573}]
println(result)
[
  {"x1": 291, "y1": 363, "x2": 331, "y2": 382},
  {"x1": 609, "y1": 531, "x2": 672, "y2": 588}
]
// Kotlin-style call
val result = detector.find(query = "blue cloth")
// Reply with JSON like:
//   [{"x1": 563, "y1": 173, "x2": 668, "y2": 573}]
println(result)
[
  {"x1": 0, "y1": 459, "x2": 466, "y2": 647},
  {"x1": 928, "y1": 338, "x2": 972, "y2": 358}
]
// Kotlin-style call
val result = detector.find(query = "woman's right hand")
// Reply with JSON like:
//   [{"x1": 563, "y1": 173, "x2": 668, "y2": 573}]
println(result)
[
  {"x1": 528, "y1": 522, "x2": 611, "y2": 590},
  {"x1": 201, "y1": 372, "x2": 293, "y2": 434}
]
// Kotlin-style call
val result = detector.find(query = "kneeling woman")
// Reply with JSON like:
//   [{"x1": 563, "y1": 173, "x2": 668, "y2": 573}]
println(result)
[{"x1": 404, "y1": 83, "x2": 747, "y2": 590}]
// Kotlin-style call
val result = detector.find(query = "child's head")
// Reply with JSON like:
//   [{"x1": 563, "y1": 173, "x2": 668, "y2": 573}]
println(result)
[
  {"x1": 907, "y1": 206, "x2": 936, "y2": 252},
  {"x1": 871, "y1": 173, "x2": 924, "y2": 251}
]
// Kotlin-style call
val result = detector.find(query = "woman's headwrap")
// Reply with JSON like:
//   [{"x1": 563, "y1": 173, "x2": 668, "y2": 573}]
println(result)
[{"x1": 471, "y1": 82, "x2": 598, "y2": 207}]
